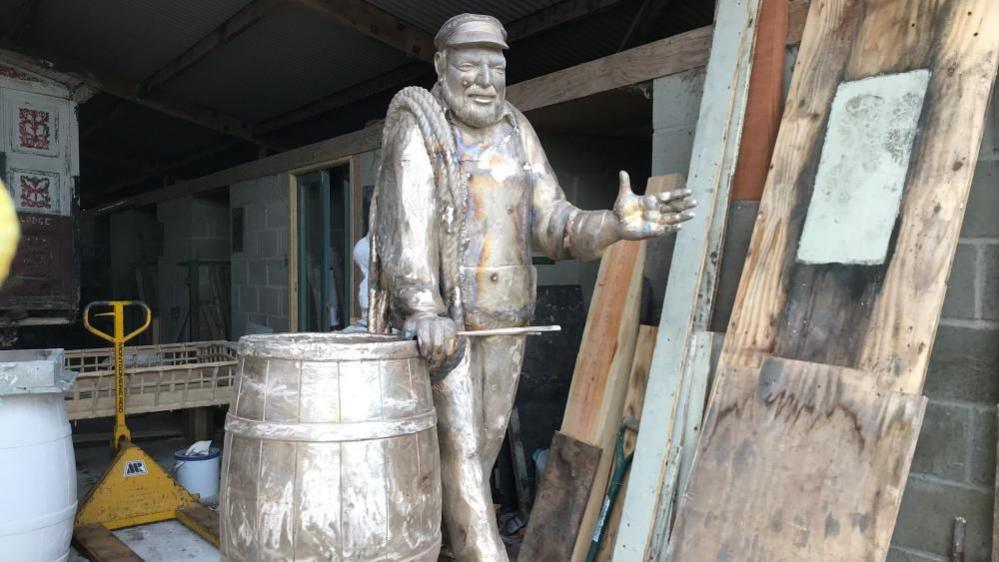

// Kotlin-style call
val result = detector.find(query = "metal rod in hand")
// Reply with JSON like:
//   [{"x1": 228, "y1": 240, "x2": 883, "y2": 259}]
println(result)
[{"x1": 456, "y1": 325, "x2": 561, "y2": 337}]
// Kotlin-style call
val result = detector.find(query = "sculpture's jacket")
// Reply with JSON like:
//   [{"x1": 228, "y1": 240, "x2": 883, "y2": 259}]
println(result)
[{"x1": 369, "y1": 87, "x2": 613, "y2": 334}]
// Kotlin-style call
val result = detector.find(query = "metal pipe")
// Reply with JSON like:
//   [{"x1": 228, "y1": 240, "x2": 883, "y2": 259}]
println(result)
[{"x1": 456, "y1": 325, "x2": 561, "y2": 337}]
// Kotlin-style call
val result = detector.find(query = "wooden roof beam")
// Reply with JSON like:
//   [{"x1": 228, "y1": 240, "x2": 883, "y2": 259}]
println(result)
[
  {"x1": 289, "y1": 0, "x2": 435, "y2": 62},
  {"x1": 254, "y1": 61, "x2": 426, "y2": 136},
  {"x1": 255, "y1": 0, "x2": 625, "y2": 135},
  {"x1": 139, "y1": 0, "x2": 280, "y2": 96},
  {"x1": 0, "y1": 43, "x2": 287, "y2": 151},
  {"x1": 506, "y1": 0, "x2": 625, "y2": 41}
]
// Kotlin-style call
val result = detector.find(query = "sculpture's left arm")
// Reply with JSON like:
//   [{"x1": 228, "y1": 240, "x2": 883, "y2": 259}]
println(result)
[
  {"x1": 522, "y1": 115, "x2": 618, "y2": 262},
  {"x1": 521, "y1": 112, "x2": 696, "y2": 262}
]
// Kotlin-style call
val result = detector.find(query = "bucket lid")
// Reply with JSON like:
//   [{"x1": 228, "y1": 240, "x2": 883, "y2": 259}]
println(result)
[{"x1": 174, "y1": 447, "x2": 222, "y2": 461}]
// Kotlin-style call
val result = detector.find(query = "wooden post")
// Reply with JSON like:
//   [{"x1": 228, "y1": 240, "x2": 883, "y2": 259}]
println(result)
[
  {"x1": 730, "y1": 0, "x2": 788, "y2": 202},
  {"x1": 613, "y1": 0, "x2": 762, "y2": 558}
]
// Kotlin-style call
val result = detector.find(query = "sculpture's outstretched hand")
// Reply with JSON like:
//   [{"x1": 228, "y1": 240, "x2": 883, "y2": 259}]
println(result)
[{"x1": 613, "y1": 171, "x2": 697, "y2": 240}]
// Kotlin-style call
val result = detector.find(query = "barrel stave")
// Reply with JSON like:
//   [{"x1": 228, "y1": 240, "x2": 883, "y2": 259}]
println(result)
[
  {"x1": 221, "y1": 434, "x2": 261, "y2": 560},
  {"x1": 300, "y1": 360, "x2": 341, "y2": 423},
  {"x1": 257, "y1": 439, "x2": 296, "y2": 559},
  {"x1": 295, "y1": 440, "x2": 343, "y2": 560}
]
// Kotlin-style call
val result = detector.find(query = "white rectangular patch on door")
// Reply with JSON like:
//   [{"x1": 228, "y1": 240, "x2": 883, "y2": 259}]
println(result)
[{"x1": 796, "y1": 69, "x2": 930, "y2": 265}]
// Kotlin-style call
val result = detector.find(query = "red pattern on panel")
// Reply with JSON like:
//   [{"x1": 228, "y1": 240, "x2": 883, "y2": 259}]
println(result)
[
  {"x1": 18, "y1": 108, "x2": 51, "y2": 150},
  {"x1": 0, "y1": 64, "x2": 36, "y2": 82},
  {"x1": 19, "y1": 174, "x2": 53, "y2": 210}
]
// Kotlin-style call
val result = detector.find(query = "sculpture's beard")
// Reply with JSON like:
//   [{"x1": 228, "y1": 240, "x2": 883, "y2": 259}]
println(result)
[{"x1": 440, "y1": 79, "x2": 505, "y2": 129}]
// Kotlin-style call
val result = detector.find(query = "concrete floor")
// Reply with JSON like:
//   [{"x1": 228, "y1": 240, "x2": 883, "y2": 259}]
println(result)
[{"x1": 71, "y1": 416, "x2": 220, "y2": 562}]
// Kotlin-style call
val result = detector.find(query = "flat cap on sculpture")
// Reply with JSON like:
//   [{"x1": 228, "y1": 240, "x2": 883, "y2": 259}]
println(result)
[{"x1": 434, "y1": 14, "x2": 509, "y2": 50}]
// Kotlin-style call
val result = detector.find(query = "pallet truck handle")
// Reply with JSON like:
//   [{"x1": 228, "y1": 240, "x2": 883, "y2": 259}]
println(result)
[{"x1": 83, "y1": 300, "x2": 152, "y2": 344}]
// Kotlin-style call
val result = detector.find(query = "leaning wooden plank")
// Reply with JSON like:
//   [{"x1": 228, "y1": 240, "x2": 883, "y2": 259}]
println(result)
[
  {"x1": 560, "y1": 240, "x2": 645, "y2": 442},
  {"x1": 719, "y1": 0, "x2": 999, "y2": 395},
  {"x1": 731, "y1": 0, "x2": 788, "y2": 202},
  {"x1": 73, "y1": 523, "x2": 143, "y2": 562},
  {"x1": 645, "y1": 331, "x2": 705, "y2": 560},
  {"x1": 595, "y1": 324, "x2": 658, "y2": 562},
  {"x1": 613, "y1": 0, "x2": 762, "y2": 557},
  {"x1": 665, "y1": 357, "x2": 926, "y2": 561},
  {"x1": 519, "y1": 432, "x2": 602, "y2": 561},
  {"x1": 670, "y1": 333, "x2": 722, "y2": 535},
  {"x1": 177, "y1": 504, "x2": 220, "y2": 548},
  {"x1": 565, "y1": 176, "x2": 679, "y2": 562},
  {"x1": 647, "y1": 331, "x2": 722, "y2": 560}
]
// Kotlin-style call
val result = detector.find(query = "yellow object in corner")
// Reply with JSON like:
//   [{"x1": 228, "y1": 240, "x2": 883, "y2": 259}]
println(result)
[{"x1": 0, "y1": 180, "x2": 20, "y2": 285}]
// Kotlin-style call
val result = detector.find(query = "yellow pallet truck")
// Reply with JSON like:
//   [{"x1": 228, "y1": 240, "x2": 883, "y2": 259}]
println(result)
[{"x1": 72, "y1": 301, "x2": 220, "y2": 561}]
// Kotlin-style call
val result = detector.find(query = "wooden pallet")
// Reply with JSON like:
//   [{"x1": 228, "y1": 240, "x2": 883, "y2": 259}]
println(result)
[{"x1": 64, "y1": 341, "x2": 237, "y2": 420}]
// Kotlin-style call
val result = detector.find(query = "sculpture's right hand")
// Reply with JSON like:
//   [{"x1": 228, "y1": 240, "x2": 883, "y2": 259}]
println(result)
[{"x1": 403, "y1": 314, "x2": 459, "y2": 370}]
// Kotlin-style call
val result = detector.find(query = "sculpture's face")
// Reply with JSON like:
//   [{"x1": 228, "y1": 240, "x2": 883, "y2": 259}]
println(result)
[{"x1": 436, "y1": 45, "x2": 507, "y2": 128}]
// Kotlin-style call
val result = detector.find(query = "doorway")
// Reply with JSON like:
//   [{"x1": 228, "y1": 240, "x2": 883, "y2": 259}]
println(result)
[{"x1": 295, "y1": 164, "x2": 351, "y2": 332}]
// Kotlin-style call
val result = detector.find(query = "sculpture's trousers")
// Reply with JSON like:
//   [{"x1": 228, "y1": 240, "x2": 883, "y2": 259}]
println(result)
[{"x1": 433, "y1": 334, "x2": 526, "y2": 562}]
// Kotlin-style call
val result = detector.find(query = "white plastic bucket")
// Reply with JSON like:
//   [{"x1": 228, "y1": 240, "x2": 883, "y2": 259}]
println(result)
[
  {"x1": 174, "y1": 447, "x2": 221, "y2": 504},
  {"x1": 0, "y1": 394, "x2": 77, "y2": 562}
]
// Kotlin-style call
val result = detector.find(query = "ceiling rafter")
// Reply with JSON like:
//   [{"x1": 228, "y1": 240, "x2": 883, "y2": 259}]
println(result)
[
  {"x1": 506, "y1": 0, "x2": 624, "y2": 41},
  {"x1": 138, "y1": 0, "x2": 281, "y2": 96},
  {"x1": 618, "y1": 0, "x2": 675, "y2": 51},
  {"x1": 255, "y1": 0, "x2": 626, "y2": 135},
  {"x1": 0, "y1": 42, "x2": 288, "y2": 151},
  {"x1": 289, "y1": 0, "x2": 436, "y2": 62},
  {"x1": 98, "y1": 139, "x2": 245, "y2": 197}
]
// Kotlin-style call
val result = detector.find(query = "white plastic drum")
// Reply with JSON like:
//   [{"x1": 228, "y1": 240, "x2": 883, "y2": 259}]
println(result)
[{"x1": 0, "y1": 394, "x2": 77, "y2": 562}]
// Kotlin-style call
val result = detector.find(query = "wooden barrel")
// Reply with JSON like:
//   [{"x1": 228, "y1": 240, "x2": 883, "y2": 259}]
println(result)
[{"x1": 220, "y1": 333, "x2": 441, "y2": 561}]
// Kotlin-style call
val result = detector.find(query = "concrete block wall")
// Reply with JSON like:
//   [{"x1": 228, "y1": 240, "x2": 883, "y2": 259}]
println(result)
[
  {"x1": 888, "y1": 96, "x2": 999, "y2": 560},
  {"x1": 230, "y1": 173, "x2": 290, "y2": 338},
  {"x1": 109, "y1": 207, "x2": 160, "y2": 298},
  {"x1": 156, "y1": 196, "x2": 230, "y2": 342}
]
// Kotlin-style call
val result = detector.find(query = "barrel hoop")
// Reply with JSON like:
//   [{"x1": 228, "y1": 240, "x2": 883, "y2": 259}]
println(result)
[
  {"x1": 0, "y1": 501, "x2": 76, "y2": 536},
  {"x1": 239, "y1": 333, "x2": 419, "y2": 361},
  {"x1": 224, "y1": 411, "x2": 436, "y2": 443}
]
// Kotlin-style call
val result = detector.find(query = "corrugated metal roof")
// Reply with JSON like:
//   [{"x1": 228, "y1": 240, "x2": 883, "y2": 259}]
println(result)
[
  {"x1": 29, "y1": 0, "x2": 255, "y2": 82},
  {"x1": 162, "y1": 2, "x2": 410, "y2": 122},
  {"x1": 368, "y1": 0, "x2": 562, "y2": 33}
]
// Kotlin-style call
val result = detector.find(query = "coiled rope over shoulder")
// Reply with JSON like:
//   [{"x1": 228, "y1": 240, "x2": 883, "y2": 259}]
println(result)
[{"x1": 368, "y1": 86, "x2": 467, "y2": 333}]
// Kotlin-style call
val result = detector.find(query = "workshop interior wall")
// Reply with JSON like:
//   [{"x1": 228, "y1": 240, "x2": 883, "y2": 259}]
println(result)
[{"x1": 229, "y1": 173, "x2": 290, "y2": 339}]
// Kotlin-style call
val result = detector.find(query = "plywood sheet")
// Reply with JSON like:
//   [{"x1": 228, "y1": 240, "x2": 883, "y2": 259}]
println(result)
[
  {"x1": 720, "y1": 0, "x2": 999, "y2": 395},
  {"x1": 665, "y1": 358, "x2": 926, "y2": 561}
]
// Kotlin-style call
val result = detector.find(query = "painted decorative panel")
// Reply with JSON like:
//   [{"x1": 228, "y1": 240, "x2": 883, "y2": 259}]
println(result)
[
  {"x1": 18, "y1": 107, "x2": 51, "y2": 150},
  {"x1": 8, "y1": 96, "x2": 60, "y2": 158},
  {"x1": 9, "y1": 169, "x2": 61, "y2": 215}
]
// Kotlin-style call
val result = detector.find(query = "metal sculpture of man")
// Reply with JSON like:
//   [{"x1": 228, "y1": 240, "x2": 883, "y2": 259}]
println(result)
[{"x1": 368, "y1": 13, "x2": 696, "y2": 561}]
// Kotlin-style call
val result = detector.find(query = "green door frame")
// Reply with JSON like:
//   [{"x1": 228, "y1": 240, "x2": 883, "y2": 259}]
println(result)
[{"x1": 296, "y1": 170, "x2": 332, "y2": 331}]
